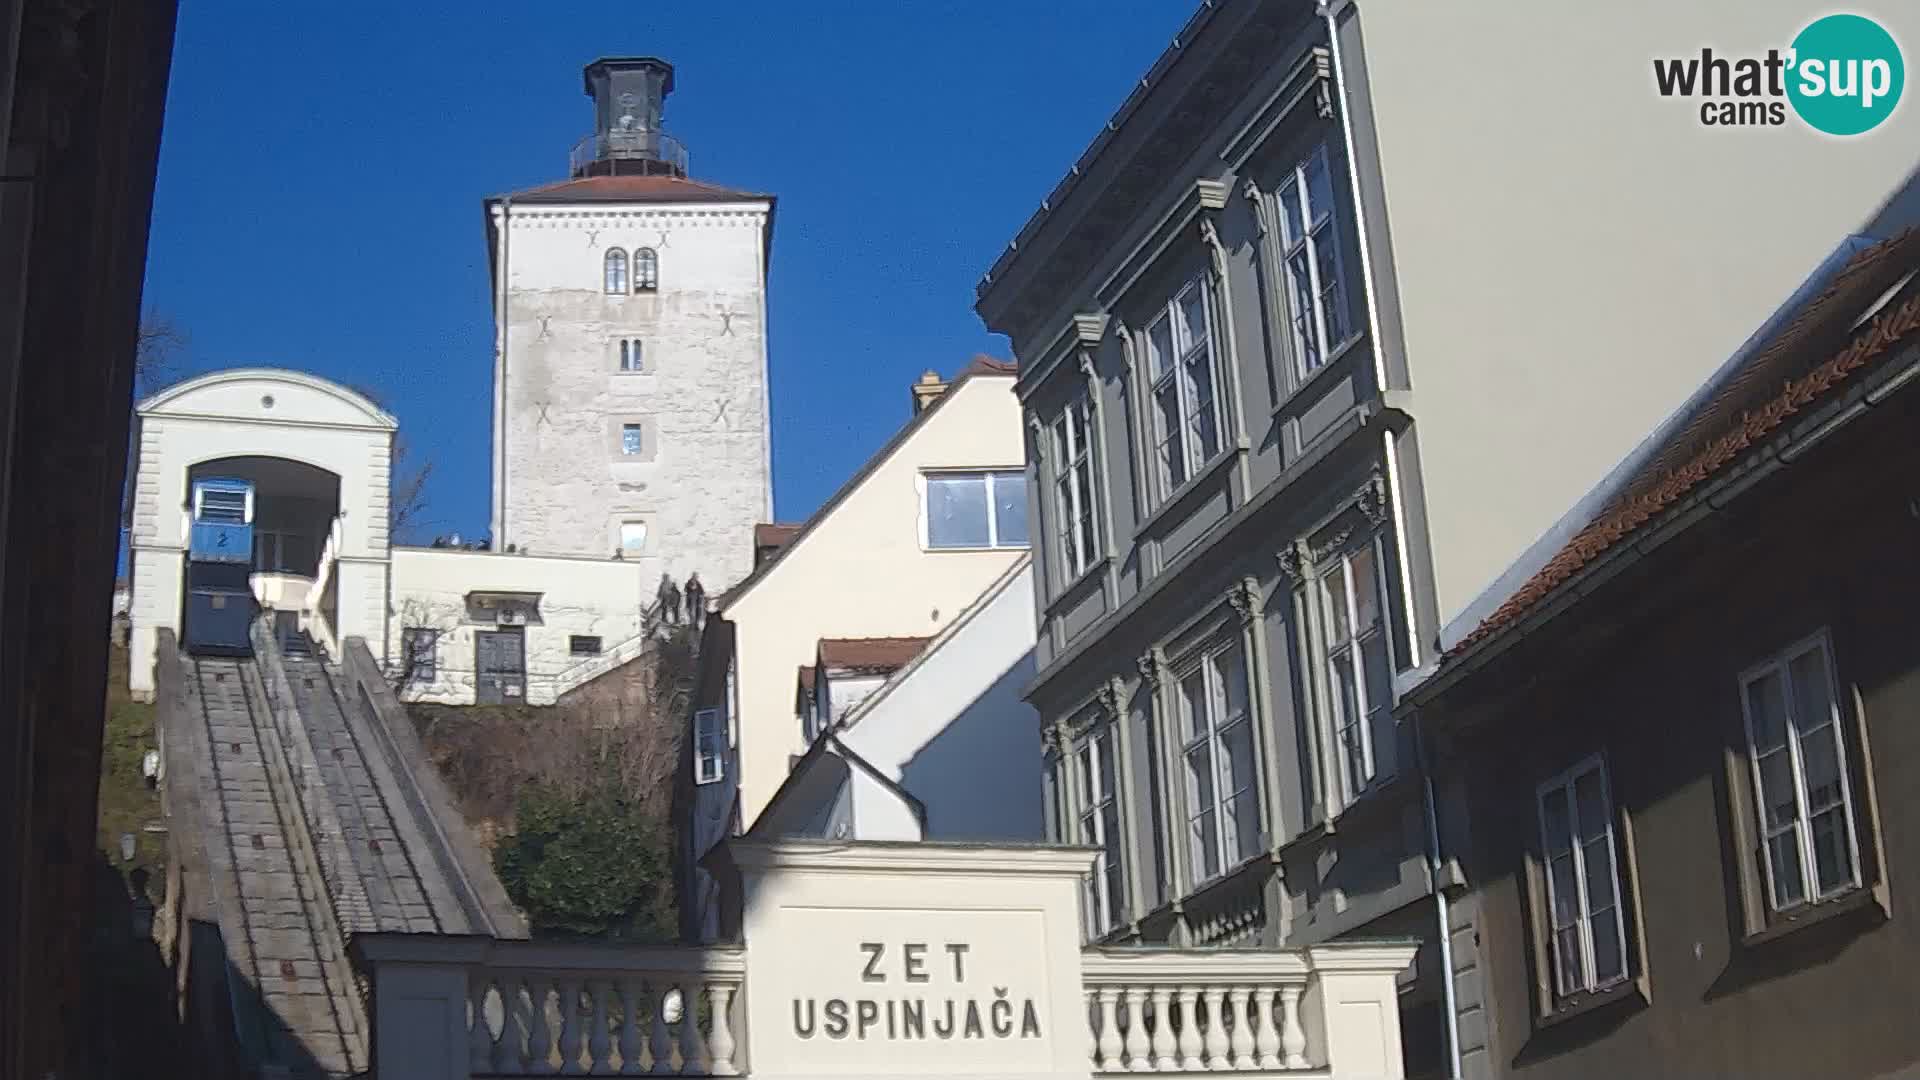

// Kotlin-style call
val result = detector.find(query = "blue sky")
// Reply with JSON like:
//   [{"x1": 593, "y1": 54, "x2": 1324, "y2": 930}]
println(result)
[{"x1": 141, "y1": 1, "x2": 1194, "y2": 541}]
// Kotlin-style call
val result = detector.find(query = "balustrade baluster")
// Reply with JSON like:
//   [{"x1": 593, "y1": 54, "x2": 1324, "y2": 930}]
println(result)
[
  {"x1": 496, "y1": 974, "x2": 528, "y2": 1075},
  {"x1": 1226, "y1": 987, "x2": 1254, "y2": 1069},
  {"x1": 1250, "y1": 987, "x2": 1281, "y2": 1070},
  {"x1": 1094, "y1": 987, "x2": 1122, "y2": 1071},
  {"x1": 649, "y1": 982, "x2": 675, "y2": 1075},
  {"x1": 558, "y1": 977, "x2": 585, "y2": 1074},
  {"x1": 471, "y1": 974, "x2": 497, "y2": 1073},
  {"x1": 618, "y1": 978, "x2": 646, "y2": 1075},
  {"x1": 1148, "y1": 986, "x2": 1177, "y2": 1072},
  {"x1": 1122, "y1": 986, "x2": 1151, "y2": 1072},
  {"x1": 1203, "y1": 987, "x2": 1231, "y2": 1070},
  {"x1": 1176, "y1": 987, "x2": 1204, "y2": 1071},
  {"x1": 679, "y1": 982, "x2": 711, "y2": 1074},
  {"x1": 1278, "y1": 985, "x2": 1308, "y2": 1069},
  {"x1": 708, "y1": 982, "x2": 739, "y2": 1075},
  {"x1": 588, "y1": 979, "x2": 614, "y2": 1072},
  {"x1": 526, "y1": 977, "x2": 555, "y2": 1074}
]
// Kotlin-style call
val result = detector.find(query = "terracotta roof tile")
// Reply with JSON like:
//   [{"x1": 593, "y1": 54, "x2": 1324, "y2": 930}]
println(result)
[
  {"x1": 755, "y1": 523, "x2": 803, "y2": 550},
  {"x1": 817, "y1": 636, "x2": 931, "y2": 674},
  {"x1": 1447, "y1": 230, "x2": 1920, "y2": 660},
  {"x1": 495, "y1": 174, "x2": 769, "y2": 205},
  {"x1": 962, "y1": 354, "x2": 1017, "y2": 377}
]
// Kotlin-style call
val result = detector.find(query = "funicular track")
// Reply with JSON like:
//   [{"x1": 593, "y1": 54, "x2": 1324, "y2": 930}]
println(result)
[{"x1": 188, "y1": 654, "x2": 365, "y2": 1077}]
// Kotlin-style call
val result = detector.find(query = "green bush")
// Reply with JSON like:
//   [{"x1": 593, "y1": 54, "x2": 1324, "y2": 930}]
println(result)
[{"x1": 494, "y1": 779, "x2": 677, "y2": 941}]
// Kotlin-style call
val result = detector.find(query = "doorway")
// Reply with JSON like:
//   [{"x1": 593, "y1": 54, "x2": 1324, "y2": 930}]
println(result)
[{"x1": 474, "y1": 628, "x2": 526, "y2": 705}]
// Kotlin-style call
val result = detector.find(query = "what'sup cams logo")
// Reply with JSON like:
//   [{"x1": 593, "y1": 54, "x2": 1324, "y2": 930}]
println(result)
[{"x1": 1654, "y1": 13, "x2": 1904, "y2": 134}]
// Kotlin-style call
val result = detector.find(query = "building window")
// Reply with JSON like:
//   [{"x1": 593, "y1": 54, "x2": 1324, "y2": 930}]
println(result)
[
  {"x1": 401, "y1": 628, "x2": 438, "y2": 682},
  {"x1": 1318, "y1": 537, "x2": 1394, "y2": 805},
  {"x1": 618, "y1": 522, "x2": 648, "y2": 553},
  {"x1": 251, "y1": 530, "x2": 318, "y2": 576},
  {"x1": 621, "y1": 423, "x2": 644, "y2": 456},
  {"x1": 618, "y1": 338, "x2": 644, "y2": 372},
  {"x1": 1738, "y1": 632, "x2": 1862, "y2": 912},
  {"x1": 694, "y1": 707, "x2": 725, "y2": 784},
  {"x1": 634, "y1": 247, "x2": 659, "y2": 292},
  {"x1": 1051, "y1": 394, "x2": 1099, "y2": 581},
  {"x1": 1144, "y1": 275, "x2": 1221, "y2": 496},
  {"x1": 1075, "y1": 723, "x2": 1126, "y2": 936},
  {"x1": 1177, "y1": 639, "x2": 1259, "y2": 883},
  {"x1": 570, "y1": 635, "x2": 602, "y2": 656},
  {"x1": 1276, "y1": 143, "x2": 1352, "y2": 377},
  {"x1": 1536, "y1": 756, "x2": 1630, "y2": 1000},
  {"x1": 923, "y1": 470, "x2": 1028, "y2": 550},
  {"x1": 604, "y1": 248, "x2": 629, "y2": 295}
]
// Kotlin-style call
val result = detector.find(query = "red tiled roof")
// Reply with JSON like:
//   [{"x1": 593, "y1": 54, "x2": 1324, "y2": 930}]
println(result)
[
  {"x1": 817, "y1": 637, "x2": 931, "y2": 674},
  {"x1": 963, "y1": 354, "x2": 1017, "y2": 377},
  {"x1": 495, "y1": 174, "x2": 769, "y2": 205},
  {"x1": 755, "y1": 523, "x2": 803, "y2": 550},
  {"x1": 797, "y1": 665, "x2": 816, "y2": 692},
  {"x1": 1448, "y1": 230, "x2": 1920, "y2": 660}
]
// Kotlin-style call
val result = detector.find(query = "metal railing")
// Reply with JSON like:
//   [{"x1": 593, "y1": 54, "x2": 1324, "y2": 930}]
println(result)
[{"x1": 570, "y1": 131, "x2": 691, "y2": 178}]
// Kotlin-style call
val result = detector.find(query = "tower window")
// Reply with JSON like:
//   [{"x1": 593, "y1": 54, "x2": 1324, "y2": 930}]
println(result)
[
  {"x1": 604, "y1": 248, "x2": 629, "y2": 294},
  {"x1": 621, "y1": 423, "x2": 643, "y2": 456},
  {"x1": 618, "y1": 338, "x2": 644, "y2": 372},
  {"x1": 634, "y1": 247, "x2": 659, "y2": 293},
  {"x1": 619, "y1": 521, "x2": 648, "y2": 552}
]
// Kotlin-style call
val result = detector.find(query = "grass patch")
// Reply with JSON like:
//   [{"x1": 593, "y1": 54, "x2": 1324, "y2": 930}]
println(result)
[{"x1": 96, "y1": 643, "x2": 165, "y2": 904}]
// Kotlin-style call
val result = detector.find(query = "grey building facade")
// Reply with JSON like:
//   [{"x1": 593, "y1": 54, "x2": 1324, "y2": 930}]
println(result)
[{"x1": 974, "y1": 4, "x2": 1462, "y2": 1076}]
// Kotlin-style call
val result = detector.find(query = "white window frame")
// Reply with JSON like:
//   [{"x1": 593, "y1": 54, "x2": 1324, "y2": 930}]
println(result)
[
  {"x1": 1534, "y1": 755, "x2": 1631, "y2": 1000},
  {"x1": 1275, "y1": 142, "x2": 1352, "y2": 378},
  {"x1": 618, "y1": 521, "x2": 648, "y2": 553},
  {"x1": 694, "y1": 707, "x2": 725, "y2": 785},
  {"x1": 1177, "y1": 638, "x2": 1260, "y2": 884},
  {"x1": 1316, "y1": 534, "x2": 1395, "y2": 806},
  {"x1": 1074, "y1": 724, "x2": 1125, "y2": 936},
  {"x1": 194, "y1": 484, "x2": 254, "y2": 525},
  {"x1": 920, "y1": 469, "x2": 1027, "y2": 551},
  {"x1": 1050, "y1": 394, "x2": 1099, "y2": 582},
  {"x1": 618, "y1": 338, "x2": 644, "y2": 373},
  {"x1": 634, "y1": 247, "x2": 659, "y2": 293},
  {"x1": 1737, "y1": 630, "x2": 1863, "y2": 913},
  {"x1": 604, "y1": 248, "x2": 629, "y2": 295},
  {"x1": 1143, "y1": 275, "x2": 1222, "y2": 497}
]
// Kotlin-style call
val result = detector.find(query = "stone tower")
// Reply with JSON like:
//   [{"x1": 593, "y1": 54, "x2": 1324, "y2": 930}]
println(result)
[{"x1": 486, "y1": 57, "x2": 773, "y2": 592}]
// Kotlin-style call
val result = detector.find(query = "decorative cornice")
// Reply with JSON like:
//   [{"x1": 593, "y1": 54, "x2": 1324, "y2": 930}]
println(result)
[
  {"x1": 1072, "y1": 312, "x2": 1111, "y2": 347},
  {"x1": 502, "y1": 207, "x2": 768, "y2": 228},
  {"x1": 1194, "y1": 178, "x2": 1231, "y2": 213},
  {"x1": 1044, "y1": 718, "x2": 1072, "y2": 757},
  {"x1": 1093, "y1": 680, "x2": 1123, "y2": 721},
  {"x1": 1227, "y1": 576, "x2": 1264, "y2": 624}
]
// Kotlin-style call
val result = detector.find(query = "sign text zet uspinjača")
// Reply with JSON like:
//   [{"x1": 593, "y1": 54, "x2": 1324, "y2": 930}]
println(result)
[{"x1": 792, "y1": 941, "x2": 1045, "y2": 1042}]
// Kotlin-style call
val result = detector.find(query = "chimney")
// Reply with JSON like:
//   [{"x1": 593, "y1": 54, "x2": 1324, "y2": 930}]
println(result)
[
  {"x1": 911, "y1": 370, "x2": 948, "y2": 414},
  {"x1": 576, "y1": 57, "x2": 686, "y2": 178}
]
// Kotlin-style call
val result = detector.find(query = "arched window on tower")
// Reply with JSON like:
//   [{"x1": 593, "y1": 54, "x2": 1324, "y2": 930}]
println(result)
[
  {"x1": 604, "y1": 248, "x2": 629, "y2": 294},
  {"x1": 634, "y1": 247, "x2": 659, "y2": 293}
]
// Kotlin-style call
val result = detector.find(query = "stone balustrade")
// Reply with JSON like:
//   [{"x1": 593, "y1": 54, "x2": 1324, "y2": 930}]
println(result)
[
  {"x1": 352, "y1": 842, "x2": 1417, "y2": 1080},
  {"x1": 1080, "y1": 945, "x2": 1414, "y2": 1075}
]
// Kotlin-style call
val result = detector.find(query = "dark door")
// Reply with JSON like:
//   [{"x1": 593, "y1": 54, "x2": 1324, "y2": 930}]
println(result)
[{"x1": 475, "y1": 628, "x2": 526, "y2": 705}]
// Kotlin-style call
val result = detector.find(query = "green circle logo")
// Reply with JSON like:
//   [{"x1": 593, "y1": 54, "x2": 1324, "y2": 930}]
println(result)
[{"x1": 1787, "y1": 14, "x2": 1904, "y2": 135}]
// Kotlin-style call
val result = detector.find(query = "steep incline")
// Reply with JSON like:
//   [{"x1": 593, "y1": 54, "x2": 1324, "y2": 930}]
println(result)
[{"x1": 157, "y1": 622, "x2": 526, "y2": 1077}]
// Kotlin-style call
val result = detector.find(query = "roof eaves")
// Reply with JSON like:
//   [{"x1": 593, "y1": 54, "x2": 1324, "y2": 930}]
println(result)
[
  {"x1": 838, "y1": 554, "x2": 1033, "y2": 732},
  {"x1": 715, "y1": 368, "x2": 1016, "y2": 614},
  {"x1": 1433, "y1": 279, "x2": 1920, "y2": 681}
]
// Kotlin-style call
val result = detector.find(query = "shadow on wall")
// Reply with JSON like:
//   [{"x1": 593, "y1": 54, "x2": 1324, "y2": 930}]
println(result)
[{"x1": 896, "y1": 647, "x2": 1043, "y2": 842}]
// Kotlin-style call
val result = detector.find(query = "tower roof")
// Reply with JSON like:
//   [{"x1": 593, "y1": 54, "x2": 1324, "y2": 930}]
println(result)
[{"x1": 490, "y1": 173, "x2": 770, "y2": 206}]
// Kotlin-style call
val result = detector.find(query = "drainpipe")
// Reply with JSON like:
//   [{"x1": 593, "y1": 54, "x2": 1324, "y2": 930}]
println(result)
[
  {"x1": 494, "y1": 197, "x2": 512, "y2": 548},
  {"x1": 1415, "y1": 711, "x2": 1463, "y2": 1080}
]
